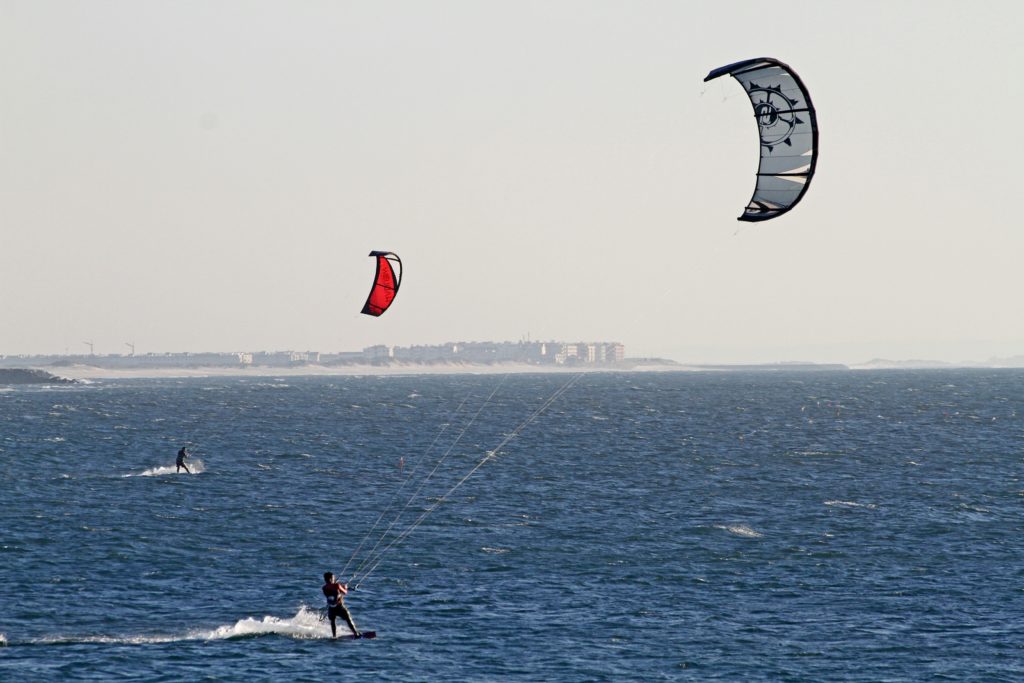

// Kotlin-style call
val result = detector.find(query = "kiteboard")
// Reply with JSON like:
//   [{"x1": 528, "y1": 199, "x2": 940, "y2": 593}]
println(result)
[{"x1": 336, "y1": 631, "x2": 376, "y2": 641}]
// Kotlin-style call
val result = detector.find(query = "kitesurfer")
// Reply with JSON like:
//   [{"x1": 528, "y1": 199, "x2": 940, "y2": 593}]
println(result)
[
  {"x1": 322, "y1": 572, "x2": 360, "y2": 638},
  {"x1": 176, "y1": 447, "x2": 191, "y2": 474}
]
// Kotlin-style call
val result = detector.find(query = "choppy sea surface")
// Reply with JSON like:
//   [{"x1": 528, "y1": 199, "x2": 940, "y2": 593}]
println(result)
[{"x1": 1, "y1": 370, "x2": 1022, "y2": 681}]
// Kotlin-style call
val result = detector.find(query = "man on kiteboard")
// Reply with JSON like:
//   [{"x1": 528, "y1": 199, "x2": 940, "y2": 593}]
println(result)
[
  {"x1": 322, "y1": 572, "x2": 360, "y2": 638},
  {"x1": 176, "y1": 447, "x2": 191, "y2": 474}
]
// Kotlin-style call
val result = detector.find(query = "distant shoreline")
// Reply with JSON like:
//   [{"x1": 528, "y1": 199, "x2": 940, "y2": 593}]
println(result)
[
  {"x1": 5, "y1": 360, "x2": 861, "y2": 381},
  {"x1": 19, "y1": 362, "x2": 680, "y2": 381},
  {"x1": 8, "y1": 360, "x2": 1024, "y2": 383}
]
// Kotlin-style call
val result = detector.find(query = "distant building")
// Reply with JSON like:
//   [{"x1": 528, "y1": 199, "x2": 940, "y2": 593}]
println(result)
[
  {"x1": 363, "y1": 345, "x2": 394, "y2": 363},
  {"x1": 605, "y1": 343, "x2": 625, "y2": 362}
]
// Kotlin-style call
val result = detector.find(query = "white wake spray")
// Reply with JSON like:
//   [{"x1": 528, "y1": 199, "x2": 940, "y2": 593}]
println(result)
[
  {"x1": 123, "y1": 459, "x2": 206, "y2": 477},
  {"x1": 28, "y1": 607, "x2": 337, "y2": 646},
  {"x1": 194, "y1": 606, "x2": 331, "y2": 641}
]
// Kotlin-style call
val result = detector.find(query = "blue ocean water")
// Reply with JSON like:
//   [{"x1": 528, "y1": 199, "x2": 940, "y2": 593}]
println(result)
[{"x1": 1, "y1": 370, "x2": 1021, "y2": 681}]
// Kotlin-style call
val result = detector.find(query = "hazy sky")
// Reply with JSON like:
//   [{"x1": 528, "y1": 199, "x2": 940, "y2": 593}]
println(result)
[{"x1": 2, "y1": 1, "x2": 1022, "y2": 363}]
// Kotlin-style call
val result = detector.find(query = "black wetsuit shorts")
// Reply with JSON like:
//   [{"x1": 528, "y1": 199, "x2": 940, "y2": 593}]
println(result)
[{"x1": 328, "y1": 604, "x2": 351, "y2": 620}]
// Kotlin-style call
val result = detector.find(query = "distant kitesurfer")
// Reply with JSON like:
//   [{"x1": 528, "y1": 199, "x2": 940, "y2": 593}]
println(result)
[
  {"x1": 322, "y1": 572, "x2": 359, "y2": 638},
  {"x1": 176, "y1": 447, "x2": 191, "y2": 474}
]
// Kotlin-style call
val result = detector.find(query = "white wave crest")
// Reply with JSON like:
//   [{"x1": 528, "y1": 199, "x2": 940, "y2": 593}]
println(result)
[
  {"x1": 123, "y1": 459, "x2": 206, "y2": 477},
  {"x1": 824, "y1": 500, "x2": 877, "y2": 509},
  {"x1": 714, "y1": 524, "x2": 763, "y2": 538}
]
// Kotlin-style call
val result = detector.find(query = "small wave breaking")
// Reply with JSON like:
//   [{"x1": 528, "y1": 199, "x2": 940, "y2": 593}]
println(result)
[
  {"x1": 824, "y1": 500, "x2": 877, "y2": 509},
  {"x1": 713, "y1": 524, "x2": 763, "y2": 538}
]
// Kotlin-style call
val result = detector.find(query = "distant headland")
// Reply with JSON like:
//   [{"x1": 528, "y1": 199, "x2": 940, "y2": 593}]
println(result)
[{"x1": 0, "y1": 369, "x2": 77, "y2": 385}]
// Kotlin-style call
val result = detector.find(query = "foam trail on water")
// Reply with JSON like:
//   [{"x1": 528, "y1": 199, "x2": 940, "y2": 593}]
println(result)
[
  {"x1": 124, "y1": 459, "x2": 206, "y2": 477},
  {"x1": 27, "y1": 607, "x2": 333, "y2": 646}
]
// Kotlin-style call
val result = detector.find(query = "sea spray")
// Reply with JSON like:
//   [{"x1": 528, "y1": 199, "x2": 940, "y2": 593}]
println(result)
[
  {"x1": 123, "y1": 459, "x2": 206, "y2": 477},
  {"x1": 195, "y1": 606, "x2": 331, "y2": 641}
]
